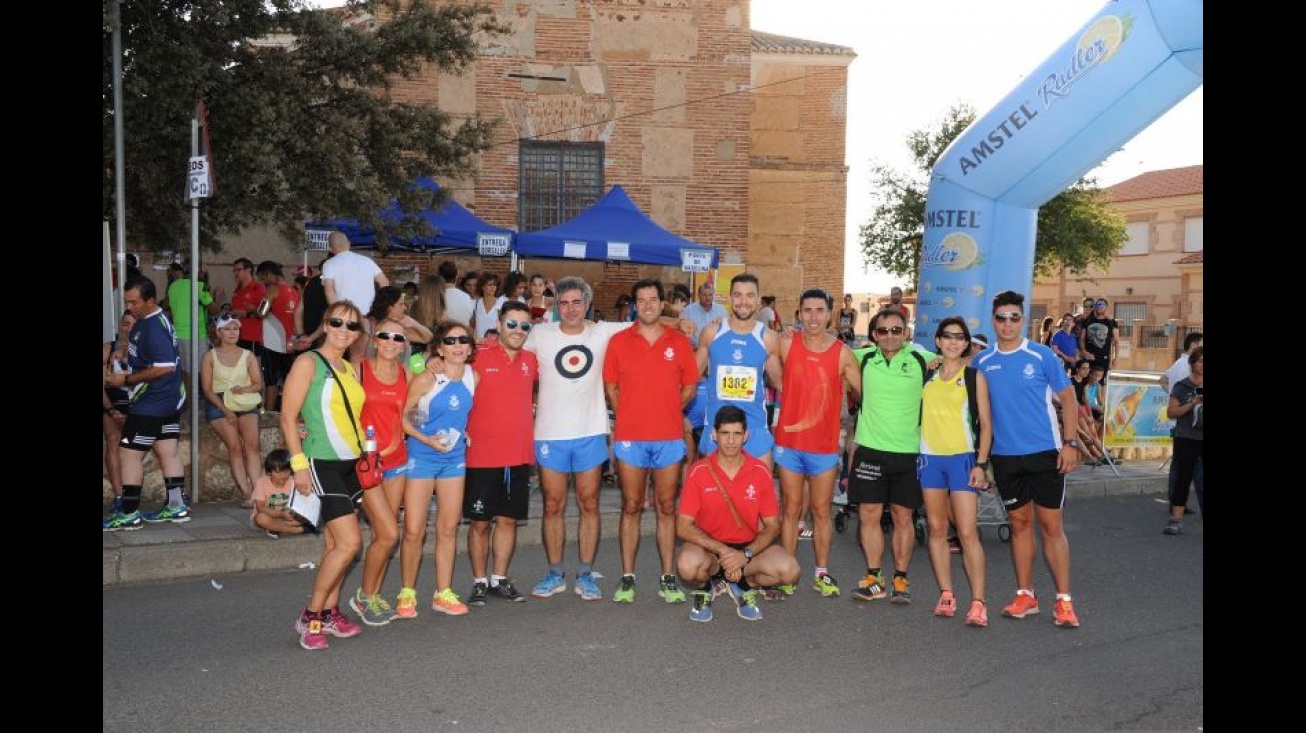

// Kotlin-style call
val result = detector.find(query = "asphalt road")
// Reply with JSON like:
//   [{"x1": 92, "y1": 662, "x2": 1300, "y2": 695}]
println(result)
[{"x1": 103, "y1": 493, "x2": 1202, "y2": 732}]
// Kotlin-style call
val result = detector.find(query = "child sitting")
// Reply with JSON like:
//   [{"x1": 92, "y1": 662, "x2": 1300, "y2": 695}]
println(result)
[
  {"x1": 1084, "y1": 364, "x2": 1106, "y2": 431},
  {"x1": 251, "y1": 448, "x2": 313, "y2": 537}
]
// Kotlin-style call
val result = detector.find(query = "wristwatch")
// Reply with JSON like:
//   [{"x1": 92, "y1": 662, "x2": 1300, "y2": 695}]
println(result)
[
  {"x1": 1064, "y1": 439, "x2": 1080, "y2": 448},
  {"x1": 742, "y1": 548, "x2": 755, "y2": 560}
]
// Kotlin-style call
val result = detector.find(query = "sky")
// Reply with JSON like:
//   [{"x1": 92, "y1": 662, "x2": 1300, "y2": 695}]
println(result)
[{"x1": 750, "y1": 0, "x2": 1204, "y2": 295}]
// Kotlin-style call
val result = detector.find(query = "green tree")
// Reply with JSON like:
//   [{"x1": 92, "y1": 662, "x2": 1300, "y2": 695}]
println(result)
[
  {"x1": 102, "y1": 0, "x2": 510, "y2": 253},
  {"x1": 856, "y1": 103, "x2": 1126, "y2": 288}
]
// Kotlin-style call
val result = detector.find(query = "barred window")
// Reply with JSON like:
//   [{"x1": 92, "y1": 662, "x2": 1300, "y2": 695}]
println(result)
[
  {"x1": 519, "y1": 141, "x2": 604, "y2": 232},
  {"x1": 1115, "y1": 302, "x2": 1146, "y2": 336}
]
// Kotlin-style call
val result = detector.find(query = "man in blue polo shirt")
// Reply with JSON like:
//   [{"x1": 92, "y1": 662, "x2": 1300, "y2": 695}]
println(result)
[
  {"x1": 103, "y1": 278, "x2": 191, "y2": 531},
  {"x1": 973, "y1": 290, "x2": 1082, "y2": 629}
]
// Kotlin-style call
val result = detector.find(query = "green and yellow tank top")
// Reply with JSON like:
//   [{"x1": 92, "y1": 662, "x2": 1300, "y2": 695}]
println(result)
[{"x1": 302, "y1": 356, "x2": 365, "y2": 460}]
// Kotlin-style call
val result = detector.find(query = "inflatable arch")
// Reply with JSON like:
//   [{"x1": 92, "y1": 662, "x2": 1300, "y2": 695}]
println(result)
[{"x1": 914, "y1": 0, "x2": 1202, "y2": 346}]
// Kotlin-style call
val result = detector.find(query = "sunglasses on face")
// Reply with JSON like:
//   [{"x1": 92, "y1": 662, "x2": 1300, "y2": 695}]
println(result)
[
  {"x1": 503, "y1": 319, "x2": 532, "y2": 332},
  {"x1": 375, "y1": 331, "x2": 406, "y2": 343},
  {"x1": 993, "y1": 312, "x2": 1023, "y2": 323},
  {"x1": 327, "y1": 317, "x2": 362, "y2": 331},
  {"x1": 874, "y1": 326, "x2": 905, "y2": 335},
  {"x1": 938, "y1": 332, "x2": 968, "y2": 342},
  {"x1": 441, "y1": 335, "x2": 473, "y2": 345}
]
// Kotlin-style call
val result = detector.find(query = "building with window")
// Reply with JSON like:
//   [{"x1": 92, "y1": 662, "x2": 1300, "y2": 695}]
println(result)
[
  {"x1": 215, "y1": 1, "x2": 855, "y2": 315},
  {"x1": 1030, "y1": 164, "x2": 1202, "y2": 370}
]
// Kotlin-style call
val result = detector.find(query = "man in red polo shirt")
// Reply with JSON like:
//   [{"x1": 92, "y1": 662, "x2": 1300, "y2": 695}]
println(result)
[
  {"x1": 462, "y1": 300, "x2": 540, "y2": 606},
  {"x1": 603, "y1": 279, "x2": 700, "y2": 605},
  {"x1": 230, "y1": 257, "x2": 267, "y2": 369},
  {"x1": 675, "y1": 405, "x2": 799, "y2": 622}
]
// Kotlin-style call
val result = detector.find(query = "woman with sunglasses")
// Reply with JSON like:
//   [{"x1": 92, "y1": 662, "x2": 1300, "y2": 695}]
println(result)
[
  {"x1": 398, "y1": 321, "x2": 480, "y2": 618},
  {"x1": 345, "y1": 317, "x2": 413, "y2": 626},
  {"x1": 280, "y1": 301, "x2": 369, "y2": 651},
  {"x1": 918, "y1": 316, "x2": 993, "y2": 628},
  {"x1": 471, "y1": 272, "x2": 506, "y2": 341},
  {"x1": 201, "y1": 315, "x2": 265, "y2": 509},
  {"x1": 366, "y1": 286, "x2": 433, "y2": 358}
]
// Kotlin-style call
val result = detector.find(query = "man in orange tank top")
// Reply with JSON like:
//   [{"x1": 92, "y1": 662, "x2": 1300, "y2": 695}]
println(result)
[{"x1": 772, "y1": 288, "x2": 862, "y2": 599}]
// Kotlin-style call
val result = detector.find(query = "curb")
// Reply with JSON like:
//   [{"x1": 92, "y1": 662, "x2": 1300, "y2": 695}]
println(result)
[{"x1": 104, "y1": 510, "x2": 655, "y2": 588}]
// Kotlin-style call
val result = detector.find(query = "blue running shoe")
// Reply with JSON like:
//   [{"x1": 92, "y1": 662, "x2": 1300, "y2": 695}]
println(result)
[
  {"x1": 143, "y1": 503, "x2": 192, "y2": 524},
  {"x1": 574, "y1": 572, "x2": 603, "y2": 601},
  {"x1": 111, "y1": 496, "x2": 123, "y2": 514},
  {"x1": 532, "y1": 572, "x2": 566, "y2": 598},
  {"x1": 736, "y1": 589, "x2": 763, "y2": 621},
  {"x1": 689, "y1": 590, "x2": 713, "y2": 622},
  {"x1": 103, "y1": 510, "x2": 143, "y2": 532}
]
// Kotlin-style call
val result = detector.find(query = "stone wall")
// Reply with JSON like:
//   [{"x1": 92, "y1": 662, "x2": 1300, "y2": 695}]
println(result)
[{"x1": 103, "y1": 413, "x2": 287, "y2": 508}]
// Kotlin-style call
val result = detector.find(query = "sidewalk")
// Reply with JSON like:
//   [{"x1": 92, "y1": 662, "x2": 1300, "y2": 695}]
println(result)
[{"x1": 102, "y1": 459, "x2": 1171, "y2": 587}]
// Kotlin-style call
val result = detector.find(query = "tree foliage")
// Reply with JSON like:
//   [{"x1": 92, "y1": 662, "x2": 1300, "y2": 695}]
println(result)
[
  {"x1": 102, "y1": 0, "x2": 510, "y2": 253},
  {"x1": 856, "y1": 103, "x2": 1126, "y2": 288}
]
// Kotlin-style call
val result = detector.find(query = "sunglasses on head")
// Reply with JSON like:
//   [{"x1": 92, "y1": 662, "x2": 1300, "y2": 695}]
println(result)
[
  {"x1": 874, "y1": 326, "x2": 905, "y2": 335},
  {"x1": 938, "y1": 332, "x2": 968, "y2": 342},
  {"x1": 503, "y1": 318, "x2": 532, "y2": 332},
  {"x1": 327, "y1": 317, "x2": 362, "y2": 331},
  {"x1": 375, "y1": 331, "x2": 406, "y2": 343},
  {"x1": 993, "y1": 312, "x2": 1023, "y2": 323},
  {"x1": 441, "y1": 335, "x2": 473, "y2": 345}
]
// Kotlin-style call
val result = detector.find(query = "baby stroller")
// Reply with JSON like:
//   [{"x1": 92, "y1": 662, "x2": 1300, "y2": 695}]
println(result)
[{"x1": 974, "y1": 483, "x2": 1012, "y2": 542}]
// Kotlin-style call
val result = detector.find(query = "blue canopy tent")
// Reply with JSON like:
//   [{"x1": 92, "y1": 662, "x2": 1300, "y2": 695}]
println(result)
[
  {"x1": 304, "y1": 177, "x2": 514, "y2": 257},
  {"x1": 512, "y1": 185, "x2": 719, "y2": 271}
]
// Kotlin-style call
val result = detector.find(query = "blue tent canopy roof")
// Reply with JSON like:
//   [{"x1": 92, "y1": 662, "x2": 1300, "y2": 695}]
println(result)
[
  {"x1": 304, "y1": 177, "x2": 513, "y2": 254},
  {"x1": 512, "y1": 185, "x2": 719, "y2": 269}
]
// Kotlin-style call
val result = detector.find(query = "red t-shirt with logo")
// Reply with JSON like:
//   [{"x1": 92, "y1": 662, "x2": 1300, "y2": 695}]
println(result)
[
  {"x1": 678, "y1": 453, "x2": 777, "y2": 545},
  {"x1": 603, "y1": 325, "x2": 699, "y2": 441},
  {"x1": 231, "y1": 280, "x2": 266, "y2": 343},
  {"x1": 466, "y1": 340, "x2": 539, "y2": 467}
]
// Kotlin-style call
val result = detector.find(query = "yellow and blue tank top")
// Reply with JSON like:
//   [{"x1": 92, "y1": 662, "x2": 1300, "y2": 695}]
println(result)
[{"x1": 920, "y1": 368, "x2": 975, "y2": 457}]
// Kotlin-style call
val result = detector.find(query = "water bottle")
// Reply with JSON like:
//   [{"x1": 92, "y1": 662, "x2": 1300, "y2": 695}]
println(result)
[{"x1": 364, "y1": 425, "x2": 377, "y2": 454}]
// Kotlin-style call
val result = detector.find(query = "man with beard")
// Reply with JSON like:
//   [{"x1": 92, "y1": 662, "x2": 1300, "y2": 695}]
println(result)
[{"x1": 694, "y1": 273, "x2": 782, "y2": 469}]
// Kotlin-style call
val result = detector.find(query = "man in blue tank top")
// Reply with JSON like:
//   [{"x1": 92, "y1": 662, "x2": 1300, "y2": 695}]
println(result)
[{"x1": 694, "y1": 273, "x2": 782, "y2": 469}]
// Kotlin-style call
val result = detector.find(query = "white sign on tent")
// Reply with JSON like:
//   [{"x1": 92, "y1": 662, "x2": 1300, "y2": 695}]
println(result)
[
  {"x1": 681, "y1": 249, "x2": 712, "y2": 272},
  {"x1": 304, "y1": 229, "x2": 332, "y2": 251}
]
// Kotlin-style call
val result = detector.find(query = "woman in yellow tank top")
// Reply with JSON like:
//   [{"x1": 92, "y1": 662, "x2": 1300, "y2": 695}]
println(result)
[
  {"x1": 918, "y1": 316, "x2": 993, "y2": 628},
  {"x1": 201, "y1": 315, "x2": 264, "y2": 508}
]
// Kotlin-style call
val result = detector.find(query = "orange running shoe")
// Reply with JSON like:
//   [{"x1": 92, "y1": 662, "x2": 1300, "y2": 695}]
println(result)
[
  {"x1": 1002, "y1": 589, "x2": 1040, "y2": 618},
  {"x1": 933, "y1": 590, "x2": 956, "y2": 617},
  {"x1": 1053, "y1": 597, "x2": 1080, "y2": 628},
  {"x1": 432, "y1": 588, "x2": 469, "y2": 616},
  {"x1": 964, "y1": 599, "x2": 988, "y2": 628},
  {"x1": 394, "y1": 587, "x2": 418, "y2": 619}
]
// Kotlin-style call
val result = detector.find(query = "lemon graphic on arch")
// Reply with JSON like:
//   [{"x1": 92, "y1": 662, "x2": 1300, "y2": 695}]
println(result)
[
  {"x1": 971, "y1": 284, "x2": 985, "y2": 297},
  {"x1": 942, "y1": 296, "x2": 955, "y2": 309},
  {"x1": 922, "y1": 282, "x2": 932, "y2": 293},
  {"x1": 1079, "y1": 14, "x2": 1128, "y2": 63},
  {"x1": 941, "y1": 232, "x2": 980, "y2": 271}
]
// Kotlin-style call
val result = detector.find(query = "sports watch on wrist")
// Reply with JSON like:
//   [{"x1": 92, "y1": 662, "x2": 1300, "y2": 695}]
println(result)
[
  {"x1": 1064, "y1": 439, "x2": 1080, "y2": 448},
  {"x1": 742, "y1": 548, "x2": 755, "y2": 560}
]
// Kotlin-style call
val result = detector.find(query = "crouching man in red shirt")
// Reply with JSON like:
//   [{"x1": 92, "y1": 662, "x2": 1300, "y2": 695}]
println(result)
[{"x1": 675, "y1": 404, "x2": 799, "y2": 623}]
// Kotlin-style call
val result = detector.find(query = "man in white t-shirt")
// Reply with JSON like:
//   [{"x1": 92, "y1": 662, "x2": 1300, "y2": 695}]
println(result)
[
  {"x1": 524, "y1": 276, "x2": 631, "y2": 602},
  {"x1": 1159, "y1": 331, "x2": 1203, "y2": 395},
  {"x1": 321, "y1": 231, "x2": 387, "y2": 360},
  {"x1": 438, "y1": 260, "x2": 476, "y2": 326}
]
